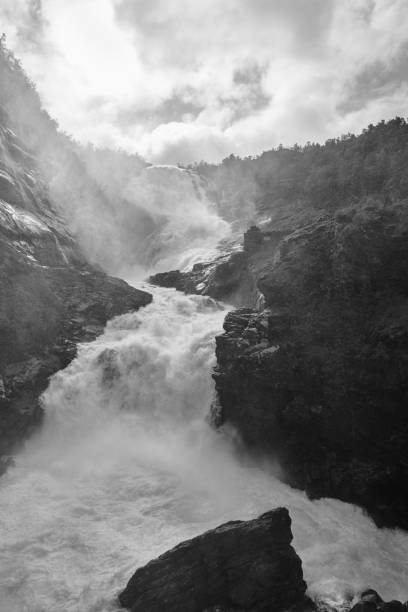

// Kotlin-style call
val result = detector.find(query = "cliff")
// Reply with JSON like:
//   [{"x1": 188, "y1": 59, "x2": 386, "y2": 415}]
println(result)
[
  {"x1": 0, "y1": 109, "x2": 151, "y2": 463},
  {"x1": 213, "y1": 200, "x2": 408, "y2": 529}
]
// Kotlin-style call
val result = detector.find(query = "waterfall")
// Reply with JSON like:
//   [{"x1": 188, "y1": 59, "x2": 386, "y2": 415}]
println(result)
[
  {"x1": 62, "y1": 163, "x2": 231, "y2": 279},
  {"x1": 123, "y1": 164, "x2": 230, "y2": 274},
  {"x1": 0, "y1": 166, "x2": 407, "y2": 612}
]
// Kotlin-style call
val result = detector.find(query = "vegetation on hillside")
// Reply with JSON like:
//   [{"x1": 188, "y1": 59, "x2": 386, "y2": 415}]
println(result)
[{"x1": 192, "y1": 117, "x2": 408, "y2": 224}]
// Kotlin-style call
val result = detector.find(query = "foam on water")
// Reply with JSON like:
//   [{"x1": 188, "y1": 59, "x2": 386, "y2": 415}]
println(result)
[{"x1": 0, "y1": 287, "x2": 407, "y2": 612}]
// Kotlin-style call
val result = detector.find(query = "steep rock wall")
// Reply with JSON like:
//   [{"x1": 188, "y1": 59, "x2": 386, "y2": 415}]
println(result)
[{"x1": 213, "y1": 202, "x2": 408, "y2": 529}]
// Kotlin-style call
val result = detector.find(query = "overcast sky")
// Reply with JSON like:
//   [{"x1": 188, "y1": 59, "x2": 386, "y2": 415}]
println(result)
[{"x1": 1, "y1": 0, "x2": 408, "y2": 163}]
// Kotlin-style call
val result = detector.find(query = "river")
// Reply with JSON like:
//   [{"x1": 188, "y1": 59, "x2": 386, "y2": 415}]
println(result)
[
  {"x1": 1, "y1": 165, "x2": 408, "y2": 611},
  {"x1": 0, "y1": 286, "x2": 407, "y2": 611}
]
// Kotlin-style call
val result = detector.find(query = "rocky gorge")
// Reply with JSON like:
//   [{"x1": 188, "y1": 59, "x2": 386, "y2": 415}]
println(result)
[
  {"x1": 151, "y1": 120, "x2": 408, "y2": 531},
  {"x1": 1, "y1": 38, "x2": 408, "y2": 612}
]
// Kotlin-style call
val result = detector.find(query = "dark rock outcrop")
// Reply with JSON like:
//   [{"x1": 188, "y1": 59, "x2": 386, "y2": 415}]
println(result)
[
  {"x1": 351, "y1": 589, "x2": 408, "y2": 612},
  {"x1": 213, "y1": 202, "x2": 408, "y2": 529},
  {"x1": 243, "y1": 225, "x2": 264, "y2": 254},
  {"x1": 0, "y1": 111, "x2": 152, "y2": 457},
  {"x1": 150, "y1": 250, "x2": 260, "y2": 307},
  {"x1": 119, "y1": 507, "x2": 309, "y2": 612}
]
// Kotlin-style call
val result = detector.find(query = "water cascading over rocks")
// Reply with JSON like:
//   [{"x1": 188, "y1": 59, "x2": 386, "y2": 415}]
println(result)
[
  {"x1": 2, "y1": 26, "x2": 408, "y2": 612},
  {"x1": 2, "y1": 287, "x2": 408, "y2": 611},
  {"x1": 0, "y1": 109, "x2": 152, "y2": 463}
]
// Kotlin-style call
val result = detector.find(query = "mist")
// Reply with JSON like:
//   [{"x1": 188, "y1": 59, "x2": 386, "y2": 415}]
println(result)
[{"x1": 0, "y1": 38, "x2": 232, "y2": 279}]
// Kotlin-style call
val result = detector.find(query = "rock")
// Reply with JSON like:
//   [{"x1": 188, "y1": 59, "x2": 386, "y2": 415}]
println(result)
[
  {"x1": 148, "y1": 269, "x2": 184, "y2": 290},
  {"x1": 0, "y1": 454, "x2": 14, "y2": 477},
  {"x1": 350, "y1": 590, "x2": 407, "y2": 612},
  {"x1": 213, "y1": 202, "x2": 408, "y2": 529},
  {"x1": 244, "y1": 225, "x2": 264, "y2": 254},
  {"x1": 150, "y1": 251, "x2": 260, "y2": 308},
  {"x1": 361, "y1": 590, "x2": 384, "y2": 606},
  {"x1": 119, "y1": 508, "x2": 308, "y2": 612},
  {"x1": 382, "y1": 603, "x2": 407, "y2": 612}
]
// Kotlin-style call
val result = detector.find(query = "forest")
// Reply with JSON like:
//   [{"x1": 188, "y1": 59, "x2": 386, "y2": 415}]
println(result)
[{"x1": 192, "y1": 117, "x2": 408, "y2": 224}]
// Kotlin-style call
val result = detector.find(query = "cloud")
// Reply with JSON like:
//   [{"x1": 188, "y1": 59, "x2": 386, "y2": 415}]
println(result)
[
  {"x1": 1, "y1": 0, "x2": 408, "y2": 163},
  {"x1": 137, "y1": 122, "x2": 233, "y2": 165},
  {"x1": 116, "y1": 90, "x2": 205, "y2": 132},
  {"x1": 337, "y1": 43, "x2": 408, "y2": 115},
  {"x1": 0, "y1": 0, "x2": 49, "y2": 53}
]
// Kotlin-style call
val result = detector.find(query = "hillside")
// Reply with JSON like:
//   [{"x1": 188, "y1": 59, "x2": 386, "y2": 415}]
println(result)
[{"x1": 193, "y1": 118, "x2": 408, "y2": 232}]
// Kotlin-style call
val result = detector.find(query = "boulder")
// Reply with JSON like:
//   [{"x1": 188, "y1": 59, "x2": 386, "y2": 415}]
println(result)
[
  {"x1": 351, "y1": 590, "x2": 407, "y2": 612},
  {"x1": 119, "y1": 508, "x2": 308, "y2": 612}
]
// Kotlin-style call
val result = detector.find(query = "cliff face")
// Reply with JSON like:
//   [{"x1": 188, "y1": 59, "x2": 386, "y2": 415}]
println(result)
[
  {"x1": 213, "y1": 200, "x2": 408, "y2": 529},
  {"x1": 0, "y1": 111, "x2": 152, "y2": 462}
]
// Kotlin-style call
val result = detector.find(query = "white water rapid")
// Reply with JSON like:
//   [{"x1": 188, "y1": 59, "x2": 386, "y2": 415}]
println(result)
[
  {"x1": 1, "y1": 167, "x2": 408, "y2": 612},
  {"x1": 1, "y1": 288, "x2": 408, "y2": 612}
]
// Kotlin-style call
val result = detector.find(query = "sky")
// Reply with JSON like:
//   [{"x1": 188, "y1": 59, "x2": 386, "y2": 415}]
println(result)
[{"x1": 1, "y1": 0, "x2": 408, "y2": 164}]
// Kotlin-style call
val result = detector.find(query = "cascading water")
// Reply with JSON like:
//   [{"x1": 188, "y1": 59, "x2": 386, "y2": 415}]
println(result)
[
  {"x1": 0, "y1": 169, "x2": 408, "y2": 612},
  {"x1": 51, "y1": 163, "x2": 231, "y2": 279},
  {"x1": 1, "y1": 288, "x2": 408, "y2": 612},
  {"x1": 124, "y1": 164, "x2": 231, "y2": 273}
]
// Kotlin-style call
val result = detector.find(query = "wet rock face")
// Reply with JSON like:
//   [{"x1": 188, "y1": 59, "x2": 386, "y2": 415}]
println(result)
[
  {"x1": 150, "y1": 250, "x2": 260, "y2": 308},
  {"x1": 119, "y1": 508, "x2": 308, "y2": 612},
  {"x1": 213, "y1": 204, "x2": 408, "y2": 529},
  {"x1": 149, "y1": 226, "x2": 286, "y2": 308},
  {"x1": 0, "y1": 112, "x2": 152, "y2": 457}
]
